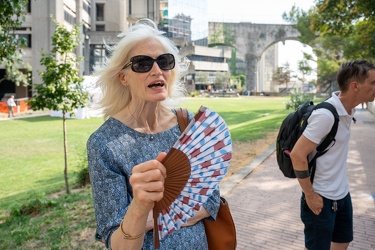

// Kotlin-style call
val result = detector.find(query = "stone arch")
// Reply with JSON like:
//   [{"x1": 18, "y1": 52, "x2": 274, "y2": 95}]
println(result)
[{"x1": 209, "y1": 22, "x2": 300, "y2": 91}]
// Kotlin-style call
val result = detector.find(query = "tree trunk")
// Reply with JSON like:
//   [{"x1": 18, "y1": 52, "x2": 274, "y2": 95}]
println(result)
[{"x1": 63, "y1": 113, "x2": 70, "y2": 194}]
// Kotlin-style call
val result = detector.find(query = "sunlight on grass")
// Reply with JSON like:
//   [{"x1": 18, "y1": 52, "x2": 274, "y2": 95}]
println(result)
[{"x1": 228, "y1": 113, "x2": 282, "y2": 130}]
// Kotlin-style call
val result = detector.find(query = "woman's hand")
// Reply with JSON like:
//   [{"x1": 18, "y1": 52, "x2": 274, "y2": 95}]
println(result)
[
  {"x1": 182, "y1": 207, "x2": 210, "y2": 227},
  {"x1": 111, "y1": 153, "x2": 168, "y2": 249},
  {"x1": 130, "y1": 152, "x2": 167, "y2": 213}
]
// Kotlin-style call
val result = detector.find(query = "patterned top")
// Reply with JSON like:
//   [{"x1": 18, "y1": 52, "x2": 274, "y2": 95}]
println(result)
[{"x1": 87, "y1": 110, "x2": 220, "y2": 249}]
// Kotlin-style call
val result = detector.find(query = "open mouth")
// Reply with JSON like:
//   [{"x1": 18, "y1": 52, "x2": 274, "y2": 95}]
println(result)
[{"x1": 148, "y1": 82, "x2": 165, "y2": 88}]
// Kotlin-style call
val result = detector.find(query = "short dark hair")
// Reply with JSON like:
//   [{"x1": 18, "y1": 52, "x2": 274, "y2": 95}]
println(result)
[{"x1": 337, "y1": 60, "x2": 375, "y2": 92}]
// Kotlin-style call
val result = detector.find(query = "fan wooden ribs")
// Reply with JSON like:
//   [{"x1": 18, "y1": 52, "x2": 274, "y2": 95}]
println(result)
[{"x1": 153, "y1": 148, "x2": 191, "y2": 248}]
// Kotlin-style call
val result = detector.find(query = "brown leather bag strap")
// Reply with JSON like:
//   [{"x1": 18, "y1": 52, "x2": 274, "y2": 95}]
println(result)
[{"x1": 175, "y1": 108, "x2": 189, "y2": 132}]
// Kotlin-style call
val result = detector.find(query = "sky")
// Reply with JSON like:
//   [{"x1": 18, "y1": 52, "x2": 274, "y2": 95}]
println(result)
[
  {"x1": 207, "y1": 0, "x2": 314, "y2": 24},
  {"x1": 207, "y1": 0, "x2": 317, "y2": 79}
]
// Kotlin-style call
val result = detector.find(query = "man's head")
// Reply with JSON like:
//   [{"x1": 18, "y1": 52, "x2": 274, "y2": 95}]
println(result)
[
  {"x1": 337, "y1": 60, "x2": 375, "y2": 104},
  {"x1": 337, "y1": 60, "x2": 375, "y2": 92}
]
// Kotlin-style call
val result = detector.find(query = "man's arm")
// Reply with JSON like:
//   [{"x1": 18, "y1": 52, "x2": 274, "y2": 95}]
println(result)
[{"x1": 290, "y1": 135, "x2": 323, "y2": 215}]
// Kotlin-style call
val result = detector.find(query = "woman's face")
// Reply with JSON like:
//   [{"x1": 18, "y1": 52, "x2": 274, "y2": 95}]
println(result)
[{"x1": 120, "y1": 39, "x2": 174, "y2": 103}]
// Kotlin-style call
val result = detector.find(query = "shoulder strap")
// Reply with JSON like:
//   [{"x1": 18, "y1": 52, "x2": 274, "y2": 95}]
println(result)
[
  {"x1": 309, "y1": 101, "x2": 339, "y2": 183},
  {"x1": 313, "y1": 102, "x2": 339, "y2": 152},
  {"x1": 176, "y1": 108, "x2": 189, "y2": 132}
]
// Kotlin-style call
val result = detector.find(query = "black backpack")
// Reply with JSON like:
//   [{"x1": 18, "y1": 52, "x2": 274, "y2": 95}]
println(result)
[{"x1": 276, "y1": 100, "x2": 339, "y2": 182}]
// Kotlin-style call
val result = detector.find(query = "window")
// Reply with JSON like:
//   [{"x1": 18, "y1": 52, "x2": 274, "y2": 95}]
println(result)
[
  {"x1": 64, "y1": 10, "x2": 76, "y2": 25},
  {"x1": 96, "y1": 25, "x2": 105, "y2": 31},
  {"x1": 18, "y1": 34, "x2": 32, "y2": 48},
  {"x1": 26, "y1": 0, "x2": 31, "y2": 13},
  {"x1": 96, "y1": 3, "x2": 104, "y2": 21},
  {"x1": 83, "y1": 1, "x2": 91, "y2": 15},
  {"x1": 89, "y1": 44, "x2": 111, "y2": 73}
]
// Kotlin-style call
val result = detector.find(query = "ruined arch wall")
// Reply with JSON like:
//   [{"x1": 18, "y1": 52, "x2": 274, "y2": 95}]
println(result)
[{"x1": 209, "y1": 22, "x2": 300, "y2": 91}]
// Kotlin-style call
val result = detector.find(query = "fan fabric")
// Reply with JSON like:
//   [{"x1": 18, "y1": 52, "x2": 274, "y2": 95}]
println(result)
[{"x1": 153, "y1": 106, "x2": 232, "y2": 248}]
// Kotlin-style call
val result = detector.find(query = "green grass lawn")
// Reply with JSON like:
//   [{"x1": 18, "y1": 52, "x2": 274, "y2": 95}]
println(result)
[
  {"x1": 0, "y1": 96, "x2": 290, "y2": 249},
  {"x1": 179, "y1": 97, "x2": 290, "y2": 141}
]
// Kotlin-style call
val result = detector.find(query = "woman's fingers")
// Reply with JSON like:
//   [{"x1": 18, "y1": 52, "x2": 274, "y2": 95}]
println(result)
[
  {"x1": 155, "y1": 152, "x2": 167, "y2": 178},
  {"x1": 130, "y1": 152, "x2": 168, "y2": 207}
]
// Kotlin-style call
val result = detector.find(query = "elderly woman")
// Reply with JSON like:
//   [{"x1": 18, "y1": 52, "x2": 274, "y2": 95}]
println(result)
[{"x1": 87, "y1": 20, "x2": 220, "y2": 250}]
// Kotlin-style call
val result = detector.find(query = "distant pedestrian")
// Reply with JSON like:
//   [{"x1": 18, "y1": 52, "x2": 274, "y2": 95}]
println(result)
[
  {"x1": 7, "y1": 95, "x2": 16, "y2": 118},
  {"x1": 290, "y1": 60, "x2": 375, "y2": 250}
]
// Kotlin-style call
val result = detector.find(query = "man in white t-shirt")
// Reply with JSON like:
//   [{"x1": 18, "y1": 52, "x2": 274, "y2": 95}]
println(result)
[
  {"x1": 290, "y1": 60, "x2": 375, "y2": 250},
  {"x1": 7, "y1": 95, "x2": 16, "y2": 118}
]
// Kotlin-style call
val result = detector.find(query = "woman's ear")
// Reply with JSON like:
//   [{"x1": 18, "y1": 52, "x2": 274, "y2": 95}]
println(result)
[{"x1": 119, "y1": 72, "x2": 128, "y2": 86}]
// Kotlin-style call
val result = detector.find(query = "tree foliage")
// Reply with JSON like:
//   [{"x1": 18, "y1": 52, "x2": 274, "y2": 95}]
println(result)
[
  {"x1": 297, "y1": 58, "x2": 312, "y2": 83},
  {"x1": 283, "y1": 1, "x2": 375, "y2": 93},
  {"x1": 209, "y1": 23, "x2": 235, "y2": 47},
  {"x1": 311, "y1": 0, "x2": 375, "y2": 61},
  {"x1": 28, "y1": 20, "x2": 89, "y2": 194},
  {"x1": 272, "y1": 62, "x2": 293, "y2": 93},
  {"x1": 215, "y1": 71, "x2": 231, "y2": 88},
  {"x1": 231, "y1": 74, "x2": 246, "y2": 88},
  {"x1": 0, "y1": 0, "x2": 31, "y2": 86},
  {"x1": 195, "y1": 71, "x2": 208, "y2": 85}
]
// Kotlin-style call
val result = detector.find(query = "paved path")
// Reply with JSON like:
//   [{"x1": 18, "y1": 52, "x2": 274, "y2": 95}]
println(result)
[{"x1": 221, "y1": 108, "x2": 375, "y2": 250}]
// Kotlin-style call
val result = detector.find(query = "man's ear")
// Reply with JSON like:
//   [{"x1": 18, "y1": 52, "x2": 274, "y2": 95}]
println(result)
[
  {"x1": 119, "y1": 72, "x2": 128, "y2": 86},
  {"x1": 350, "y1": 81, "x2": 359, "y2": 91}
]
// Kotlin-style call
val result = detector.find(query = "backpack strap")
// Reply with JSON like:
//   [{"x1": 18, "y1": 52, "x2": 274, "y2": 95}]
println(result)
[
  {"x1": 308, "y1": 101, "x2": 339, "y2": 183},
  {"x1": 314, "y1": 102, "x2": 339, "y2": 152},
  {"x1": 175, "y1": 108, "x2": 189, "y2": 132}
]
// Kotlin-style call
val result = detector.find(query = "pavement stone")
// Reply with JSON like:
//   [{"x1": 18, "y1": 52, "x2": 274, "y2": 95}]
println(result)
[{"x1": 220, "y1": 108, "x2": 375, "y2": 250}]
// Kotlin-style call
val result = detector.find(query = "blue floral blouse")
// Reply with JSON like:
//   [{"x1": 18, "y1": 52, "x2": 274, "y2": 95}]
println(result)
[{"x1": 87, "y1": 110, "x2": 220, "y2": 249}]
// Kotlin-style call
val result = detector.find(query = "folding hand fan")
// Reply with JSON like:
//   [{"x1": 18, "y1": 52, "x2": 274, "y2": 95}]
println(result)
[{"x1": 153, "y1": 106, "x2": 232, "y2": 248}]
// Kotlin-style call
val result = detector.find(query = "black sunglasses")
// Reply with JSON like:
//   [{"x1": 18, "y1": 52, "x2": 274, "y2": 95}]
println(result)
[{"x1": 122, "y1": 53, "x2": 175, "y2": 73}]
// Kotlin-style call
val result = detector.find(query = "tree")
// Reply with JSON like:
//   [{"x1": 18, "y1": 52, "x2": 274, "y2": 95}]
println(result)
[
  {"x1": 195, "y1": 71, "x2": 209, "y2": 85},
  {"x1": 282, "y1": 2, "x2": 375, "y2": 93},
  {"x1": 209, "y1": 22, "x2": 235, "y2": 47},
  {"x1": 0, "y1": 0, "x2": 31, "y2": 85},
  {"x1": 297, "y1": 58, "x2": 312, "y2": 83},
  {"x1": 285, "y1": 1, "x2": 375, "y2": 62},
  {"x1": 215, "y1": 72, "x2": 231, "y2": 89},
  {"x1": 283, "y1": 6, "x2": 344, "y2": 92},
  {"x1": 272, "y1": 63, "x2": 293, "y2": 93},
  {"x1": 230, "y1": 74, "x2": 246, "y2": 89},
  {"x1": 310, "y1": 0, "x2": 375, "y2": 61},
  {"x1": 28, "y1": 20, "x2": 89, "y2": 194}
]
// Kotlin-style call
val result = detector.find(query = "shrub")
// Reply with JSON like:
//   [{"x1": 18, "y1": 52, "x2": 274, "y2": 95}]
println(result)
[
  {"x1": 75, "y1": 149, "x2": 90, "y2": 187},
  {"x1": 285, "y1": 89, "x2": 312, "y2": 110},
  {"x1": 11, "y1": 196, "x2": 56, "y2": 217}
]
